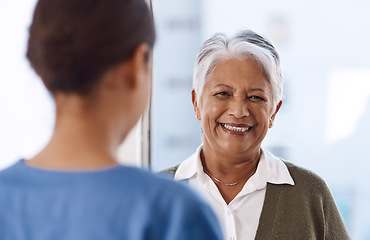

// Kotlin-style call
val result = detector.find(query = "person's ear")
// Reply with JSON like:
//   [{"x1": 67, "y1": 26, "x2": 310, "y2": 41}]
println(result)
[
  {"x1": 99, "y1": 44, "x2": 151, "y2": 97},
  {"x1": 192, "y1": 89, "x2": 201, "y2": 120},
  {"x1": 126, "y1": 43, "x2": 151, "y2": 90},
  {"x1": 269, "y1": 100, "x2": 282, "y2": 128}
]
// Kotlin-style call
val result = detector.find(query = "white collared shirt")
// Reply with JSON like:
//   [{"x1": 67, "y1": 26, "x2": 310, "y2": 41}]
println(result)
[{"x1": 175, "y1": 145, "x2": 295, "y2": 240}]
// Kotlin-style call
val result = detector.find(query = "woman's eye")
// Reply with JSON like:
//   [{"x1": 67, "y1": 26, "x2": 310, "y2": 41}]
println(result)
[
  {"x1": 250, "y1": 95, "x2": 265, "y2": 101},
  {"x1": 215, "y1": 92, "x2": 229, "y2": 96}
]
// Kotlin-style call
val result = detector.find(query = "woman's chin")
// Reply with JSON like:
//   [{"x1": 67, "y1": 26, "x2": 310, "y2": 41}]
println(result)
[{"x1": 217, "y1": 142, "x2": 257, "y2": 156}]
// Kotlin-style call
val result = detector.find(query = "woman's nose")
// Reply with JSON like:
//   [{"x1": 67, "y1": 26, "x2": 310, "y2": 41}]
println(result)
[{"x1": 228, "y1": 98, "x2": 249, "y2": 118}]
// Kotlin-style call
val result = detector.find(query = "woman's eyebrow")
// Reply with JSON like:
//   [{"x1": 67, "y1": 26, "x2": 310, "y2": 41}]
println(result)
[
  {"x1": 214, "y1": 84, "x2": 233, "y2": 90},
  {"x1": 249, "y1": 88, "x2": 268, "y2": 94},
  {"x1": 213, "y1": 85, "x2": 269, "y2": 96}
]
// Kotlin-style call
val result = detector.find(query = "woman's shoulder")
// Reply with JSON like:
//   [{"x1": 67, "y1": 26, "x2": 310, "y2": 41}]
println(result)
[
  {"x1": 279, "y1": 160, "x2": 330, "y2": 194},
  {"x1": 282, "y1": 160, "x2": 324, "y2": 180}
]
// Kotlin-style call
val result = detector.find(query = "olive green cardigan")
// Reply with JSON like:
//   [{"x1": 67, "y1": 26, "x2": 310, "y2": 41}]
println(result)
[{"x1": 162, "y1": 161, "x2": 351, "y2": 239}]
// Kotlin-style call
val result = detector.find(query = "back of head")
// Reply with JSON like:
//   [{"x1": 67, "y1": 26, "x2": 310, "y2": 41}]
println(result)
[{"x1": 27, "y1": 0, "x2": 155, "y2": 95}]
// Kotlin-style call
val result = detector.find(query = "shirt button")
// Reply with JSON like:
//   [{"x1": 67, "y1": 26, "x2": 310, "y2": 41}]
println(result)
[
  {"x1": 227, "y1": 209, "x2": 232, "y2": 215},
  {"x1": 229, "y1": 237, "x2": 236, "y2": 240}
]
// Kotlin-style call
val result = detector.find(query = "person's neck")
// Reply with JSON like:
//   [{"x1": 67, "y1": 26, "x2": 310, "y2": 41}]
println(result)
[
  {"x1": 27, "y1": 113, "x2": 127, "y2": 171},
  {"x1": 201, "y1": 144, "x2": 260, "y2": 183},
  {"x1": 200, "y1": 145, "x2": 261, "y2": 204}
]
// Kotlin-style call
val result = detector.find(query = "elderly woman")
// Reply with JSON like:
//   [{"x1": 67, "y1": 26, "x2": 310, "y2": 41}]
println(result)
[
  {"x1": 167, "y1": 30, "x2": 350, "y2": 239},
  {"x1": 0, "y1": 0, "x2": 223, "y2": 239}
]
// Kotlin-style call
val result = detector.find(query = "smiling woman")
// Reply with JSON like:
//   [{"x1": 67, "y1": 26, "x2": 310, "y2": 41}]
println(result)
[
  {"x1": 163, "y1": 29, "x2": 351, "y2": 240},
  {"x1": 193, "y1": 58, "x2": 280, "y2": 168},
  {"x1": 152, "y1": 0, "x2": 370, "y2": 238}
]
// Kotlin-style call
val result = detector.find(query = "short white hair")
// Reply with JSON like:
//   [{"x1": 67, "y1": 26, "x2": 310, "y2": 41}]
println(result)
[{"x1": 193, "y1": 30, "x2": 283, "y2": 107}]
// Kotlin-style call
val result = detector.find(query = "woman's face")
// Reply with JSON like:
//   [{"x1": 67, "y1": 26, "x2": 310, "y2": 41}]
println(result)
[{"x1": 193, "y1": 58, "x2": 281, "y2": 159}]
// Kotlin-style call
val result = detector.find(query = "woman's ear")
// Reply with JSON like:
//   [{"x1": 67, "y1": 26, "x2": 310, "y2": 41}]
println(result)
[
  {"x1": 108, "y1": 43, "x2": 151, "y2": 91},
  {"x1": 269, "y1": 100, "x2": 282, "y2": 128},
  {"x1": 192, "y1": 89, "x2": 201, "y2": 120},
  {"x1": 129, "y1": 43, "x2": 151, "y2": 89}
]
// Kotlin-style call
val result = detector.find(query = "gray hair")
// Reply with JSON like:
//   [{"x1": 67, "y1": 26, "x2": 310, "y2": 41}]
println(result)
[{"x1": 193, "y1": 30, "x2": 283, "y2": 107}]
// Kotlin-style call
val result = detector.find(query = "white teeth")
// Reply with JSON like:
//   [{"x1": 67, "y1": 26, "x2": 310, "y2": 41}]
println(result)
[{"x1": 222, "y1": 123, "x2": 251, "y2": 132}]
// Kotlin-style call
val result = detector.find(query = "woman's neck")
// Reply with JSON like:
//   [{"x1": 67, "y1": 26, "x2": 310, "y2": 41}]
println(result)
[
  {"x1": 27, "y1": 100, "x2": 128, "y2": 170},
  {"x1": 201, "y1": 144, "x2": 260, "y2": 179},
  {"x1": 200, "y1": 145, "x2": 261, "y2": 205},
  {"x1": 202, "y1": 150, "x2": 259, "y2": 181},
  {"x1": 27, "y1": 123, "x2": 118, "y2": 170}
]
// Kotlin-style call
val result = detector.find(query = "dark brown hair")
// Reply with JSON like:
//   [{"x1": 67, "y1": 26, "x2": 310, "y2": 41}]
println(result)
[{"x1": 27, "y1": 0, "x2": 155, "y2": 95}]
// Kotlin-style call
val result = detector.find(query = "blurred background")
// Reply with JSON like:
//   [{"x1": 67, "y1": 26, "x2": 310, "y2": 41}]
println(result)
[{"x1": 1, "y1": 0, "x2": 369, "y2": 239}]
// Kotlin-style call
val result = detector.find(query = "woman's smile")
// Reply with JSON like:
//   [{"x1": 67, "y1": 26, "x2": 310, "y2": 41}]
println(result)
[{"x1": 220, "y1": 123, "x2": 252, "y2": 135}]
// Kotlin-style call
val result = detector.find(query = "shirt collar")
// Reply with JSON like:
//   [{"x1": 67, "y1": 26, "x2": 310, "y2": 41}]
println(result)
[
  {"x1": 262, "y1": 149, "x2": 295, "y2": 185},
  {"x1": 175, "y1": 144, "x2": 295, "y2": 186},
  {"x1": 174, "y1": 145, "x2": 203, "y2": 181}
]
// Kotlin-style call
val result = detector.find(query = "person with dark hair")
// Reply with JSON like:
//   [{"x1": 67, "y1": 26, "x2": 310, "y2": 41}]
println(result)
[
  {"x1": 164, "y1": 29, "x2": 351, "y2": 240},
  {"x1": 0, "y1": 0, "x2": 223, "y2": 239}
]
